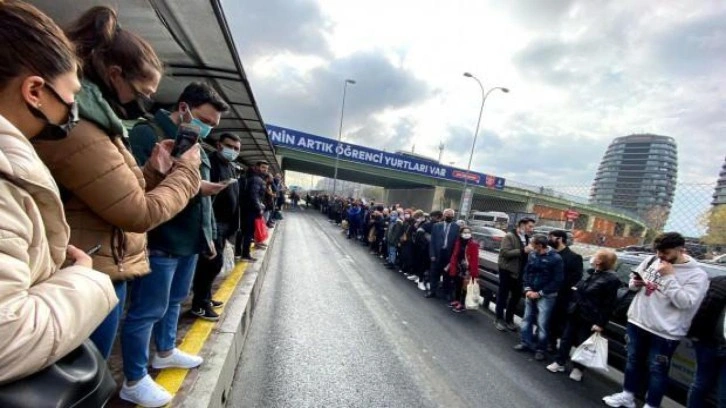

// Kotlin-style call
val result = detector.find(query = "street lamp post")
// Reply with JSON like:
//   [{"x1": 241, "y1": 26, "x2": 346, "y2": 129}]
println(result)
[
  {"x1": 332, "y1": 79, "x2": 356, "y2": 196},
  {"x1": 460, "y1": 72, "x2": 509, "y2": 221}
]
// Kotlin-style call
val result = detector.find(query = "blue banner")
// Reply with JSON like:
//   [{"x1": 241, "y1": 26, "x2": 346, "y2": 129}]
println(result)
[{"x1": 266, "y1": 124, "x2": 505, "y2": 190}]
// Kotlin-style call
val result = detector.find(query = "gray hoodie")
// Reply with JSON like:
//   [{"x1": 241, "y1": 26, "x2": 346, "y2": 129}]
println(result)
[{"x1": 627, "y1": 255, "x2": 709, "y2": 340}]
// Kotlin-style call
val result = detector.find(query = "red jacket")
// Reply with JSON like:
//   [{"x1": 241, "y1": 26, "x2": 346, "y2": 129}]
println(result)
[{"x1": 449, "y1": 238, "x2": 479, "y2": 278}]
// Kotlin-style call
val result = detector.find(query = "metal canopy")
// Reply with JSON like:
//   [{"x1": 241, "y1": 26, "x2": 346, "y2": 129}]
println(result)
[{"x1": 29, "y1": 0, "x2": 279, "y2": 172}]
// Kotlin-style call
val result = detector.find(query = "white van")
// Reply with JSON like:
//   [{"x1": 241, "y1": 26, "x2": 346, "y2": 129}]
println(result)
[{"x1": 469, "y1": 211, "x2": 510, "y2": 230}]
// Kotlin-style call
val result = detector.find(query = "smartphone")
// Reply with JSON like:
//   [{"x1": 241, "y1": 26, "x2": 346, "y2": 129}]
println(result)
[
  {"x1": 87, "y1": 244, "x2": 102, "y2": 256},
  {"x1": 632, "y1": 271, "x2": 643, "y2": 280},
  {"x1": 223, "y1": 178, "x2": 238, "y2": 185},
  {"x1": 170, "y1": 122, "x2": 200, "y2": 158}
]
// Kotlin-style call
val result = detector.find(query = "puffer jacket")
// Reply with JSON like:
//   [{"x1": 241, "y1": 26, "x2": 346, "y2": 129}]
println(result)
[
  {"x1": 33, "y1": 80, "x2": 201, "y2": 281},
  {"x1": 0, "y1": 114, "x2": 117, "y2": 384}
]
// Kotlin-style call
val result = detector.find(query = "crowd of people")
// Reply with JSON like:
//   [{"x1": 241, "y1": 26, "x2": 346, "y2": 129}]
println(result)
[
  {"x1": 311, "y1": 194, "x2": 724, "y2": 408},
  {"x1": 0, "y1": 2, "x2": 289, "y2": 407}
]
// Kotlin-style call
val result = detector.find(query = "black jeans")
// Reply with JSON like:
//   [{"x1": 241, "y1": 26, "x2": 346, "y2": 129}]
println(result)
[
  {"x1": 239, "y1": 212, "x2": 257, "y2": 258},
  {"x1": 495, "y1": 271, "x2": 523, "y2": 323},
  {"x1": 556, "y1": 314, "x2": 593, "y2": 369},
  {"x1": 549, "y1": 292, "x2": 573, "y2": 347},
  {"x1": 430, "y1": 249, "x2": 451, "y2": 295},
  {"x1": 193, "y1": 223, "x2": 232, "y2": 308}
]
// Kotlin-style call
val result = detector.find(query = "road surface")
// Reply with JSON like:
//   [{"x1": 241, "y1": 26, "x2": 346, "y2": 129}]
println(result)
[{"x1": 228, "y1": 211, "x2": 620, "y2": 408}]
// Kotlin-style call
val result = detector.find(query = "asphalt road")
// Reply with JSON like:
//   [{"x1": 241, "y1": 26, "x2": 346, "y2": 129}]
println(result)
[{"x1": 228, "y1": 210, "x2": 621, "y2": 408}]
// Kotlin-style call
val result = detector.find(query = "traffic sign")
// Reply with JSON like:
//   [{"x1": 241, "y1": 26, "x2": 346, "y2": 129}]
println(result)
[{"x1": 565, "y1": 209, "x2": 580, "y2": 221}]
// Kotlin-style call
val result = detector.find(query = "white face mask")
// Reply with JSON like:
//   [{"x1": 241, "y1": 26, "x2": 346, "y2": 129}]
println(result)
[{"x1": 461, "y1": 233, "x2": 472, "y2": 240}]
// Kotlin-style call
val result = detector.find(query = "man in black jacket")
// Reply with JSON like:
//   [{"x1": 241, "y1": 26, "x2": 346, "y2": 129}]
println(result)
[
  {"x1": 547, "y1": 230, "x2": 584, "y2": 352},
  {"x1": 239, "y1": 161, "x2": 269, "y2": 261},
  {"x1": 192, "y1": 133, "x2": 241, "y2": 320},
  {"x1": 687, "y1": 275, "x2": 726, "y2": 407}
]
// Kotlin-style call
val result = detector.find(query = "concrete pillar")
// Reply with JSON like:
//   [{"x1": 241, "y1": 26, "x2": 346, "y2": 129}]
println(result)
[
  {"x1": 623, "y1": 223, "x2": 631, "y2": 237},
  {"x1": 525, "y1": 197, "x2": 536, "y2": 213},
  {"x1": 587, "y1": 216, "x2": 596, "y2": 232}
]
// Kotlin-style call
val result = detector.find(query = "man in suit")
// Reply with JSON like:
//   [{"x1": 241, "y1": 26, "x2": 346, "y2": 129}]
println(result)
[
  {"x1": 495, "y1": 217, "x2": 536, "y2": 331},
  {"x1": 426, "y1": 208, "x2": 460, "y2": 298}
]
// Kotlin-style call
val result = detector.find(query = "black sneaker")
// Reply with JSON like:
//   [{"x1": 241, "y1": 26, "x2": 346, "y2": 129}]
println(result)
[
  {"x1": 534, "y1": 351, "x2": 546, "y2": 361},
  {"x1": 210, "y1": 300, "x2": 224, "y2": 309},
  {"x1": 191, "y1": 305, "x2": 219, "y2": 321}
]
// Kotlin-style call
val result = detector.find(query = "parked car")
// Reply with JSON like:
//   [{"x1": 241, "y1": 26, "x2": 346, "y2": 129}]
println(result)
[
  {"x1": 616, "y1": 245, "x2": 654, "y2": 254},
  {"x1": 471, "y1": 227, "x2": 506, "y2": 252},
  {"x1": 703, "y1": 253, "x2": 726, "y2": 265},
  {"x1": 475, "y1": 251, "x2": 722, "y2": 408},
  {"x1": 532, "y1": 226, "x2": 574, "y2": 243}
]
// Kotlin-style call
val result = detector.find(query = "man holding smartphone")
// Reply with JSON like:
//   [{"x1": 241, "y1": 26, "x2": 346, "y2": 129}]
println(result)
[
  {"x1": 125, "y1": 83, "x2": 229, "y2": 384},
  {"x1": 603, "y1": 232, "x2": 709, "y2": 408}
]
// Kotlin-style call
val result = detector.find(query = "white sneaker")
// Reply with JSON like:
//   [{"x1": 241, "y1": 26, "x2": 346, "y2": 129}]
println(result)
[
  {"x1": 407, "y1": 274, "x2": 418, "y2": 281},
  {"x1": 569, "y1": 368, "x2": 583, "y2": 382},
  {"x1": 418, "y1": 281, "x2": 426, "y2": 291},
  {"x1": 546, "y1": 362, "x2": 565, "y2": 373},
  {"x1": 426, "y1": 282, "x2": 431, "y2": 290},
  {"x1": 120, "y1": 375, "x2": 172, "y2": 407},
  {"x1": 602, "y1": 391, "x2": 635, "y2": 408},
  {"x1": 151, "y1": 348, "x2": 203, "y2": 370}
]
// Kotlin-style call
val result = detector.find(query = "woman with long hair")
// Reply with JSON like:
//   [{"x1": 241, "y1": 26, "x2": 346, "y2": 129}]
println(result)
[
  {"x1": 32, "y1": 6, "x2": 202, "y2": 407},
  {"x1": 0, "y1": 0, "x2": 117, "y2": 384}
]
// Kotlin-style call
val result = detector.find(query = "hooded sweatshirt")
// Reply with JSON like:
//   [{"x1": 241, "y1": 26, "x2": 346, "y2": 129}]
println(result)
[{"x1": 627, "y1": 255, "x2": 709, "y2": 340}]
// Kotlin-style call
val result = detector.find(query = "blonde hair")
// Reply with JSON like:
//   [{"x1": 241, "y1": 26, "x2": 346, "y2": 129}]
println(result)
[{"x1": 594, "y1": 249, "x2": 618, "y2": 271}]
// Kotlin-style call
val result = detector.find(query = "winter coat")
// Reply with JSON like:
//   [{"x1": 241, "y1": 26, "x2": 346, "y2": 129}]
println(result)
[
  {"x1": 569, "y1": 268, "x2": 621, "y2": 328},
  {"x1": 498, "y1": 230, "x2": 528, "y2": 279},
  {"x1": 387, "y1": 219, "x2": 405, "y2": 246},
  {"x1": 0, "y1": 114, "x2": 117, "y2": 384},
  {"x1": 448, "y1": 238, "x2": 480, "y2": 278},
  {"x1": 688, "y1": 276, "x2": 726, "y2": 347},
  {"x1": 32, "y1": 80, "x2": 201, "y2": 281}
]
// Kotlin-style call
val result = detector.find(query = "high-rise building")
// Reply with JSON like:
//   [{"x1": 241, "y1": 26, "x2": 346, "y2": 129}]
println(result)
[
  {"x1": 590, "y1": 134, "x2": 678, "y2": 226},
  {"x1": 713, "y1": 155, "x2": 726, "y2": 207}
]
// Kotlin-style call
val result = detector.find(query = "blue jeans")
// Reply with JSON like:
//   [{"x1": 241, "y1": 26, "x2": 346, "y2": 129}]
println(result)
[
  {"x1": 520, "y1": 295, "x2": 557, "y2": 352},
  {"x1": 623, "y1": 323, "x2": 681, "y2": 407},
  {"x1": 388, "y1": 245, "x2": 397, "y2": 265},
  {"x1": 89, "y1": 281, "x2": 127, "y2": 359},
  {"x1": 121, "y1": 254, "x2": 199, "y2": 381},
  {"x1": 687, "y1": 341, "x2": 726, "y2": 408}
]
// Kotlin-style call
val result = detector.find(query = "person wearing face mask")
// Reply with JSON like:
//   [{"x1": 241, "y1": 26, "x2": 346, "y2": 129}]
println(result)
[
  {"x1": 385, "y1": 211, "x2": 404, "y2": 269},
  {"x1": 427, "y1": 209, "x2": 460, "y2": 298},
  {"x1": 447, "y1": 227, "x2": 480, "y2": 313},
  {"x1": 31, "y1": 7, "x2": 202, "y2": 407},
  {"x1": 546, "y1": 249, "x2": 619, "y2": 382},
  {"x1": 0, "y1": 0, "x2": 118, "y2": 384},
  {"x1": 121, "y1": 82, "x2": 230, "y2": 399},
  {"x1": 546, "y1": 230, "x2": 584, "y2": 353},
  {"x1": 191, "y1": 133, "x2": 241, "y2": 322}
]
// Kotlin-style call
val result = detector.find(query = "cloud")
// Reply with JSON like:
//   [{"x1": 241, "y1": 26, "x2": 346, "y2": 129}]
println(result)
[{"x1": 224, "y1": 0, "x2": 332, "y2": 58}]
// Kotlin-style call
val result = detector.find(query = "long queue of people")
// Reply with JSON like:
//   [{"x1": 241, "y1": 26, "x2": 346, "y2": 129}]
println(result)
[
  {"x1": 0, "y1": 2, "x2": 288, "y2": 407},
  {"x1": 313, "y1": 195, "x2": 725, "y2": 408}
]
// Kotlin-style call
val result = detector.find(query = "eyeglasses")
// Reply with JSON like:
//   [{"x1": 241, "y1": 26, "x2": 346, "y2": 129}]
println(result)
[{"x1": 128, "y1": 81, "x2": 154, "y2": 112}]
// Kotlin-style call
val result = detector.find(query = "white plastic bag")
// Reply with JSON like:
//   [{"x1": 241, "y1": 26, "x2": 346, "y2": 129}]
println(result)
[
  {"x1": 571, "y1": 332, "x2": 609, "y2": 371},
  {"x1": 465, "y1": 279, "x2": 483, "y2": 310},
  {"x1": 221, "y1": 242, "x2": 235, "y2": 275}
]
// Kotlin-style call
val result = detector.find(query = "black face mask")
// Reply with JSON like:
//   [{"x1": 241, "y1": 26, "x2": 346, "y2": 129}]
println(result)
[
  {"x1": 444, "y1": 216, "x2": 454, "y2": 223},
  {"x1": 548, "y1": 239, "x2": 559, "y2": 248},
  {"x1": 119, "y1": 94, "x2": 153, "y2": 120},
  {"x1": 29, "y1": 82, "x2": 79, "y2": 140}
]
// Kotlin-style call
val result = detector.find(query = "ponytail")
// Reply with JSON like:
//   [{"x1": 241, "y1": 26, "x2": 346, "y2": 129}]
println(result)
[{"x1": 66, "y1": 6, "x2": 162, "y2": 83}]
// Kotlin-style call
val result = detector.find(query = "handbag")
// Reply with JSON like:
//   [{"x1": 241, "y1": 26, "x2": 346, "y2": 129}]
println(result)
[
  {"x1": 367, "y1": 227, "x2": 376, "y2": 243},
  {"x1": 571, "y1": 332, "x2": 609, "y2": 371},
  {"x1": 0, "y1": 340, "x2": 116, "y2": 408}
]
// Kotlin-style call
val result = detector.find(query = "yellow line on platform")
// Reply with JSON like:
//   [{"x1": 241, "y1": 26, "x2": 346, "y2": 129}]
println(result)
[{"x1": 146, "y1": 260, "x2": 249, "y2": 406}]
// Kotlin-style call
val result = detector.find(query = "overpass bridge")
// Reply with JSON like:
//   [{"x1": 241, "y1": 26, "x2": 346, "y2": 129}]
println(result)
[{"x1": 268, "y1": 125, "x2": 647, "y2": 242}]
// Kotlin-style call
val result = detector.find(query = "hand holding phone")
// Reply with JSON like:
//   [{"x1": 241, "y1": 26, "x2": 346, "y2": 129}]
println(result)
[{"x1": 171, "y1": 122, "x2": 201, "y2": 158}]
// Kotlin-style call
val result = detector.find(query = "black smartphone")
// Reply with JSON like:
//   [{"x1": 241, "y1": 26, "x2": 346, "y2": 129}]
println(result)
[
  {"x1": 87, "y1": 244, "x2": 102, "y2": 256},
  {"x1": 170, "y1": 122, "x2": 200, "y2": 158},
  {"x1": 632, "y1": 270, "x2": 643, "y2": 280}
]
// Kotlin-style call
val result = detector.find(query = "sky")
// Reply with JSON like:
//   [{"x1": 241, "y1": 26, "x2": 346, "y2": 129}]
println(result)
[{"x1": 222, "y1": 0, "x2": 726, "y2": 233}]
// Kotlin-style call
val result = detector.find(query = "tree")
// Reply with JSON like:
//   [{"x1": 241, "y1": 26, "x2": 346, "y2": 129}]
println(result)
[
  {"x1": 701, "y1": 205, "x2": 726, "y2": 246},
  {"x1": 642, "y1": 205, "x2": 670, "y2": 244}
]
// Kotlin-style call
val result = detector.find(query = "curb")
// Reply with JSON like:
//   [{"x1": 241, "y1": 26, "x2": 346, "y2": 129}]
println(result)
[{"x1": 181, "y1": 223, "x2": 281, "y2": 408}]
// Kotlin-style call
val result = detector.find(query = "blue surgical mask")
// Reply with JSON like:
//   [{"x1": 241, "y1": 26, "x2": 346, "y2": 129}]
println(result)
[
  {"x1": 221, "y1": 147, "x2": 238, "y2": 162},
  {"x1": 191, "y1": 118, "x2": 212, "y2": 139}
]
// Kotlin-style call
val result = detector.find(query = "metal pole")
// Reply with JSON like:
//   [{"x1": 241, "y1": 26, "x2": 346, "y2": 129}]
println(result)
[
  {"x1": 460, "y1": 75, "x2": 486, "y2": 221},
  {"x1": 332, "y1": 79, "x2": 355, "y2": 197}
]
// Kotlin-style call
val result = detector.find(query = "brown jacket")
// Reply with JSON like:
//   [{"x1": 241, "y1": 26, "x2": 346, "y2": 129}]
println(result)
[
  {"x1": 0, "y1": 115, "x2": 117, "y2": 383},
  {"x1": 497, "y1": 231, "x2": 527, "y2": 279},
  {"x1": 33, "y1": 116, "x2": 200, "y2": 281}
]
